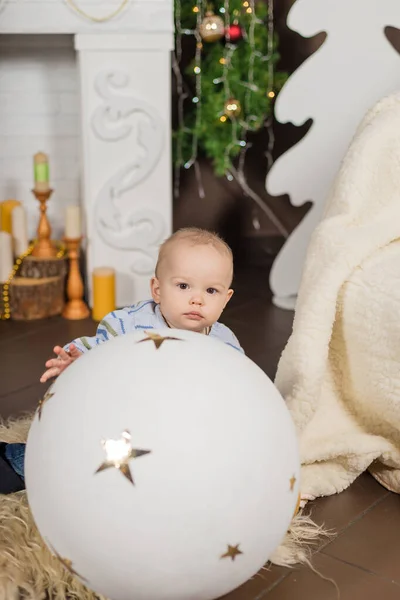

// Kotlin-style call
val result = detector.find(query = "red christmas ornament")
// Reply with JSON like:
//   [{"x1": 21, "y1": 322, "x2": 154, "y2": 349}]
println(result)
[{"x1": 227, "y1": 22, "x2": 243, "y2": 43}]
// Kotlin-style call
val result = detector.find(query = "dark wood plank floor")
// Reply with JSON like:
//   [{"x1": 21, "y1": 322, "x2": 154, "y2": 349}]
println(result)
[{"x1": 0, "y1": 266, "x2": 398, "y2": 599}]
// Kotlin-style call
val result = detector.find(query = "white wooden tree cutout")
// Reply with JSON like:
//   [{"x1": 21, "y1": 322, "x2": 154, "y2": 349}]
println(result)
[{"x1": 266, "y1": 0, "x2": 400, "y2": 309}]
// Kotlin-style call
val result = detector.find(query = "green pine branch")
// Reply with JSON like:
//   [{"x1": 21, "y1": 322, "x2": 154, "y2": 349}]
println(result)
[{"x1": 173, "y1": 0, "x2": 288, "y2": 177}]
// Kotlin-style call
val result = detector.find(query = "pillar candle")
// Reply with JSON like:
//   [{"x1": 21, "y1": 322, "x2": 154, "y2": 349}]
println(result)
[
  {"x1": 92, "y1": 267, "x2": 116, "y2": 321},
  {"x1": 65, "y1": 206, "x2": 81, "y2": 239},
  {"x1": 0, "y1": 231, "x2": 13, "y2": 283},
  {"x1": 11, "y1": 205, "x2": 28, "y2": 257},
  {"x1": 0, "y1": 199, "x2": 21, "y2": 234},
  {"x1": 33, "y1": 152, "x2": 50, "y2": 193}
]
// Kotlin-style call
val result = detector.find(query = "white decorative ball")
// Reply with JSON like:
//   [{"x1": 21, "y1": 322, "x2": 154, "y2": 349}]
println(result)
[{"x1": 26, "y1": 329, "x2": 299, "y2": 600}]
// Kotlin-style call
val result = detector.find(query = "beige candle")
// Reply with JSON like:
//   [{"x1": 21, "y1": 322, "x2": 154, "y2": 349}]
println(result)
[
  {"x1": 65, "y1": 206, "x2": 81, "y2": 239},
  {"x1": 11, "y1": 205, "x2": 28, "y2": 257},
  {"x1": 0, "y1": 231, "x2": 13, "y2": 283}
]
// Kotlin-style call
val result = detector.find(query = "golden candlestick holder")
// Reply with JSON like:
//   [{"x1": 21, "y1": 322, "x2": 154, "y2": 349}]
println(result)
[
  {"x1": 62, "y1": 237, "x2": 90, "y2": 320},
  {"x1": 31, "y1": 188, "x2": 57, "y2": 258}
]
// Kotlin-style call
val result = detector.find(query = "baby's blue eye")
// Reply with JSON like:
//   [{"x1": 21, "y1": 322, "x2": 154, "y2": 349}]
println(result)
[
  {"x1": 207, "y1": 288, "x2": 218, "y2": 295},
  {"x1": 178, "y1": 283, "x2": 188, "y2": 290}
]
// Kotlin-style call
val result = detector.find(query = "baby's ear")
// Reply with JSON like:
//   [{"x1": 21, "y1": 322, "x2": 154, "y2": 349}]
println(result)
[
  {"x1": 150, "y1": 277, "x2": 161, "y2": 303},
  {"x1": 224, "y1": 289, "x2": 234, "y2": 306}
]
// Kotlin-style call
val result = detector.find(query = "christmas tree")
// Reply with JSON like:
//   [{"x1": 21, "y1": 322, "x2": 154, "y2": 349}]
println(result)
[{"x1": 173, "y1": 0, "x2": 287, "y2": 181}]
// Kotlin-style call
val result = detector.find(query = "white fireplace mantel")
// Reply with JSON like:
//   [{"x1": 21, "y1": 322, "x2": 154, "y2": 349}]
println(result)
[
  {"x1": 0, "y1": 0, "x2": 174, "y2": 307},
  {"x1": 0, "y1": 1, "x2": 173, "y2": 34}
]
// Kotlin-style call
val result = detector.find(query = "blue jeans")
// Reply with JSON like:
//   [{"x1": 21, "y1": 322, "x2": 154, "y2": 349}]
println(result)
[{"x1": 4, "y1": 443, "x2": 26, "y2": 480}]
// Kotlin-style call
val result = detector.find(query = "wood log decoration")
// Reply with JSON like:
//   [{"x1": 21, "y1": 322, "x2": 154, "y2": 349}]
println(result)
[
  {"x1": 8, "y1": 276, "x2": 65, "y2": 321},
  {"x1": 19, "y1": 255, "x2": 67, "y2": 279},
  {"x1": 0, "y1": 240, "x2": 67, "y2": 321}
]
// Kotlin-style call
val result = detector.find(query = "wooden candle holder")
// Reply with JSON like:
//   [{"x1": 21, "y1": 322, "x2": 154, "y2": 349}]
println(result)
[
  {"x1": 62, "y1": 237, "x2": 90, "y2": 320},
  {"x1": 31, "y1": 188, "x2": 57, "y2": 258}
]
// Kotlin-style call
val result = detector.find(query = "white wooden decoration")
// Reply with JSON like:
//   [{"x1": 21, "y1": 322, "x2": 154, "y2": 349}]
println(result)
[{"x1": 266, "y1": 0, "x2": 400, "y2": 309}]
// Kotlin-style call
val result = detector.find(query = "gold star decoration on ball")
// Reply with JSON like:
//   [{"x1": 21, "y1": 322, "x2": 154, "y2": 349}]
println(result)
[
  {"x1": 37, "y1": 390, "x2": 54, "y2": 421},
  {"x1": 95, "y1": 429, "x2": 151, "y2": 485},
  {"x1": 138, "y1": 331, "x2": 182, "y2": 350},
  {"x1": 221, "y1": 544, "x2": 243, "y2": 561},
  {"x1": 293, "y1": 492, "x2": 301, "y2": 518},
  {"x1": 49, "y1": 543, "x2": 87, "y2": 582},
  {"x1": 289, "y1": 475, "x2": 297, "y2": 491}
]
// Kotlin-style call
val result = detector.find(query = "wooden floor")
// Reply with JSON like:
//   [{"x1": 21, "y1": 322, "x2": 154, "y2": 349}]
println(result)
[{"x1": 1, "y1": 266, "x2": 399, "y2": 600}]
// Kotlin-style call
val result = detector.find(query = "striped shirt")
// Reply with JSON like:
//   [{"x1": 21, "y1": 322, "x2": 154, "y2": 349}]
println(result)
[{"x1": 63, "y1": 300, "x2": 244, "y2": 355}]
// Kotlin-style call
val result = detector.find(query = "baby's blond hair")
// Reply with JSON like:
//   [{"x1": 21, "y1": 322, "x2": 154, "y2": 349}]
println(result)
[{"x1": 155, "y1": 227, "x2": 233, "y2": 281}]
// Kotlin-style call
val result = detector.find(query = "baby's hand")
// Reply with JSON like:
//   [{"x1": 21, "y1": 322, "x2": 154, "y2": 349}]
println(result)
[{"x1": 40, "y1": 344, "x2": 82, "y2": 383}]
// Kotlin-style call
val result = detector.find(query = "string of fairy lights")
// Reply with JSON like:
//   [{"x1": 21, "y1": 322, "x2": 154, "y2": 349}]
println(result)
[
  {"x1": 173, "y1": 0, "x2": 206, "y2": 198},
  {"x1": 173, "y1": 0, "x2": 288, "y2": 237}
]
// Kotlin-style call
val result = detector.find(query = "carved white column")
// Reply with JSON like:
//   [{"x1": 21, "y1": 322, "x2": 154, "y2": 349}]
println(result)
[{"x1": 75, "y1": 33, "x2": 173, "y2": 306}]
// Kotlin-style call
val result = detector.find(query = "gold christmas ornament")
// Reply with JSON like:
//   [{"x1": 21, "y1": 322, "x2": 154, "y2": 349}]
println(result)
[
  {"x1": 224, "y1": 98, "x2": 242, "y2": 118},
  {"x1": 199, "y1": 11, "x2": 225, "y2": 43}
]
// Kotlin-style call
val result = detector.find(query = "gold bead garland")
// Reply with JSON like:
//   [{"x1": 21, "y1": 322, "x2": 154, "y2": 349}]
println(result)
[
  {"x1": 0, "y1": 242, "x2": 66, "y2": 321},
  {"x1": 65, "y1": 0, "x2": 129, "y2": 23}
]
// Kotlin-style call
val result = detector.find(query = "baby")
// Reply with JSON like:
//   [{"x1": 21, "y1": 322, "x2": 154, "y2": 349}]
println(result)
[
  {"x1": 40, "y1": 227, "x2": 243, "y2": 383},
  {"x1": 0, "y1": 228, "x2": 243, "y2": 492}
]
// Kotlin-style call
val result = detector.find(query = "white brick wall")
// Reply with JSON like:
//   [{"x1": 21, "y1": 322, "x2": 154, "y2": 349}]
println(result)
[{"x1": 0, "y1": 34, "x2": 80, "y2": 239}]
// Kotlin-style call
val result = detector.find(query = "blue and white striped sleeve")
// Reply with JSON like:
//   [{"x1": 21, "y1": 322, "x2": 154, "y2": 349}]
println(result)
[
  {"x1": 63, "y1": 308, "x2": 136, "y2": 354},
  {"x1": 210, "y1": 322, "x2": 245, "y2": 354}
]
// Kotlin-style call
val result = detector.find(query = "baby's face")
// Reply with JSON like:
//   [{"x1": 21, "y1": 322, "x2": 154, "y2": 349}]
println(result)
[{"x1": 151, "y1": 243, "x2": 233, "y2": 333}]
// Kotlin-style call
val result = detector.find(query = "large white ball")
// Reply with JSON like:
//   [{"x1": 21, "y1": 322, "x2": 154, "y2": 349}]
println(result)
[{"x1": 25, "y1": 329, "x2": 299, "y2": 600}]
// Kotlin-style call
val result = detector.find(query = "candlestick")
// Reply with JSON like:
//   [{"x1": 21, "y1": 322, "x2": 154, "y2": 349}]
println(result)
[
  {"x1": 11, "y1": 205, "x2": 28, "y2": 257},
  {"x1": 0, "y1": 200, "x2": 21, "y2": 234},
  {"x1": 62, "y1": 237, "x2": 90, "y2": 320},
  {"x1": 92, "y1": 267, "x2": 116, "y2": 321},
  {"x1": 31, "y1": 188, "x2": 57, "y2": 258},
  {"x1": 0, "y1": 231, "x2": 13, "y2": 283},
  {"x1": 65, "y1": 206, "x2": 81, "y2": 239},
  {"x1": 33, "y1": 152, "x2": 50, "y2": 193}
]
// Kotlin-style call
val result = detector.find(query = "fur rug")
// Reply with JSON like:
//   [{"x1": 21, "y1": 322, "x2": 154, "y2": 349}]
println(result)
[{"x1": 0, "y1": 414, "x2": 323, "y2": 599}]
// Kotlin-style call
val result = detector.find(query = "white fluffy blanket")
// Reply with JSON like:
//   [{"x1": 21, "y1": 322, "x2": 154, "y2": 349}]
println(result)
[{"x1": 275, "y1": 93, "x2": 400, "y2": 500}]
